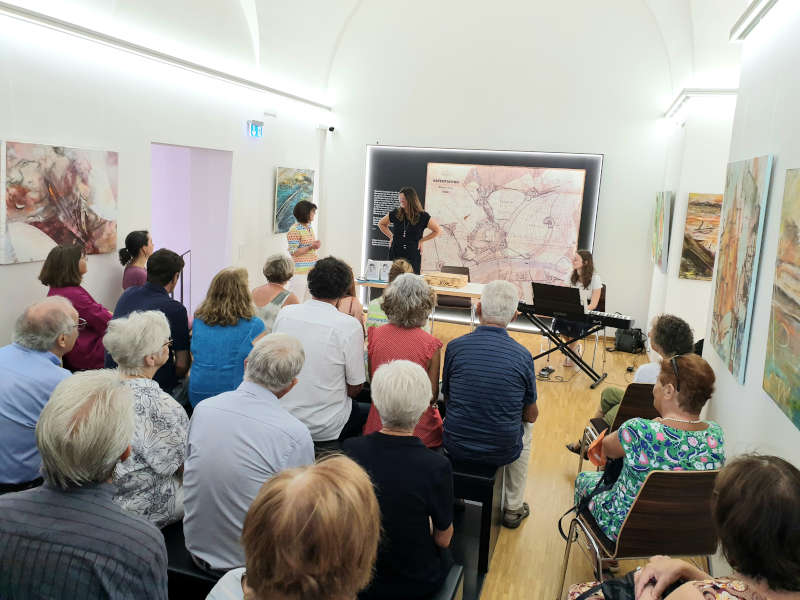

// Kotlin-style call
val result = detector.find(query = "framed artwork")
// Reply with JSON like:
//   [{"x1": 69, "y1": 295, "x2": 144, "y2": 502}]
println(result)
[
  {"x1": 650, "y1": 191, "x2": 673, "y2": 272},
  {"x1": 273, "y1": 167, "x2": 315, "y2": 234},
  {"x1": 2, "y1": 141, "x2": 118, "y2": 264},
  {"x1": 763, "y1": 168, "x2": 800, "y2": 430},
  {"x1": 710, "y1": 155, "x2": 773, "y2": 383},
  {"x1": 679, "y1": 193, "x2": 723, "y2": 280}
]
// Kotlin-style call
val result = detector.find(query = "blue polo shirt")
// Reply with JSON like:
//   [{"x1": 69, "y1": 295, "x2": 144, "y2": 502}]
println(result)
[
  {"x1": 0, "y1": 344, "x2": 71, "y2": 484},
  {"x1": 108, "y1": 282, "x2": 189, "y2": 393},
  {"x1": 442, "y1": 326, "x2": 536, "y2": 466}
]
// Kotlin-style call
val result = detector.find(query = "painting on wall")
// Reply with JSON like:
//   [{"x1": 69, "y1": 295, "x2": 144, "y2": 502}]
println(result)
[
  {"x1": 763, "y1": 168, "x2": 800, "y2": 431},
  {"x1": 650, "y1": 191, "x2": 673, "y2": 272},
  {"x1": 2, "y1": 141, "x2": 118, "y2": 264},
  {"x1": 273, "y1": 167, "x2": 315, "y2": 234},
  {"x1": 679, "y1": 193, "x2": 723, "y2": 280},
  {"x1": 709, "y1": 155, "x2": 773, "y2": 384}
]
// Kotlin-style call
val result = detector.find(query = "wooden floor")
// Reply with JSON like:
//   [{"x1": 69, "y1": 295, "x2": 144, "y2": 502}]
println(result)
[{"x1": 433, "y1": 323, "x2": 649, "y2": 600}]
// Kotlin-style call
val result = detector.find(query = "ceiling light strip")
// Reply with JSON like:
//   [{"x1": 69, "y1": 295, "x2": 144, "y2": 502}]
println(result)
[
  {"x1": 730, "y1": 0, "x2": 780, "y2": 41},
  {"x1": 663, "y1": 88, "x2": 738, "y2": 119}
]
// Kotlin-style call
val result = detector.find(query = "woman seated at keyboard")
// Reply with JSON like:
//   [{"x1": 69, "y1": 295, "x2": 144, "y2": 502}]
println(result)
[
  {"x1": 573, "y1": 353, "x2": 725, "y2": 542},
  {"x1": 554, "y1": 250, "x2": 602, "y2": 366}
]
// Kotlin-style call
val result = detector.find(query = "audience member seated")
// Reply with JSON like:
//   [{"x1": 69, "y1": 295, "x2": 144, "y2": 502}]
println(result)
[
  {"x1": 0, "y1": 298, "x2": 77, "y2": 494},
  {"x1": 566, "y1": 313, "x2": 694, "y2": 454},
  {"x1": 568, "y1": 454, "x2": 800, "y2": 600},
  {"x1": 363, "y1": 274, "x2": 444, "y2": 448},
  {"x1": 183, "y1": 334, "x2": 314, "y2": 572},
  {"x1": 119, "y1": 229, "x2": 154, "y2": 290},
  {"x1": 273, "y1": 257, "x2": 368, "y2": 447},
  {"x1": 252, "y1": 253, "x2": 300, "y2": 332},
  {"x1": 189, "y1": 268, "x2": 266, "y2": 407},
  {"x1": 206, "y1": 455, "x2": 379, "y2": 600},
  {"x1": 345, "y1": 361, "x2": 454, "y2": 600},
  {"x1": 573, "y1": 353, "x2": 725, "y2": 542},
  {"x1": 336, "y1": 263, "x2": 366, "y2": 332},
  {"x1": 103, "y1": 310, "x2": 189, "y2": 527},
  {"x1": 109, "y1": 249, "x2": 190, "y2": 395},
  {"x1": 39, "y1": 244, "x2": 112, "y2": 371},
  {"x1": 365, "y1": 258, "x2": 414, "y2": 329},
  {"x1": 0, "y1": 370, "x2": 168, "y2": 599},
  {"x1": 442, "y1": 280, "x2": 539, "y2": 529}
]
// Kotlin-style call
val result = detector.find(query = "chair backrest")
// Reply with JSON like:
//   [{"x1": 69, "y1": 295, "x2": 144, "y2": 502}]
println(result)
[
  {"x1": 596, "y1": 283, "x2": 606, "y2": 312},
  {"x1": 437, "y1": 266, "x2": 472, "y2": 309},
  {"x1": 614, "y1": 470, "x2": 719, "y2": 557},
  {"x1": 610, "y1": 383, "x2": 658, "y2": 431}
]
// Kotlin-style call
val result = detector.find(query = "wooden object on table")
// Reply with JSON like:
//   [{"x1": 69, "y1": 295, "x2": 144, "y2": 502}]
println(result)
[{"x1": 424, "y1": 271, "x2": 468, "y2": 288}]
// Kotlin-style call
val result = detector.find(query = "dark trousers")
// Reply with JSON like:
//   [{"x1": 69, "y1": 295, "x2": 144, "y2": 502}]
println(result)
[
  {"x1": 313, "y1": 398, "x2": 370, "y2": 457},
  {"x1": 389, "y1": 246, "x2": 422, "y2": 274}
]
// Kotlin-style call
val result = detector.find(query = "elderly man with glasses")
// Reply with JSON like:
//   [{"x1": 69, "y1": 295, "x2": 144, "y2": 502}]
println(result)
[{"x1": 0, "y1": 297, "x2": 79, "y2": 494}]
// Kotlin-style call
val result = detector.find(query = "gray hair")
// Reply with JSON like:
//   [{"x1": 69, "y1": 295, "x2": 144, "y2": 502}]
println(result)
[
  {"x1": 103, "y1": 311, "x2": 171, "y2": 376},
  {"x1": 480, "y1": 280, "x2": 519, "y2": 327},
  {"x1": 36, "y1": 369, "x2": 135, "y2": 489},
  {"x1": 382, "y1": 274, "x2": 435, "y2": 328},
  {"x1": 262, "y1": 253, "x2": 295, "y2": 284},
  {"x1": 245, "y1": 333, "x2": 305, "y2": 393},
  {"x1": 371, "y1": 360, "x2": 432, "y2": 431},
  {"x1": 12, "y1": 296, "x2": 76, "y2": 352}
]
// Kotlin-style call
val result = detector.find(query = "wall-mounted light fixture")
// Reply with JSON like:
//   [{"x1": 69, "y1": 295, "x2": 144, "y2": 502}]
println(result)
[
  {"x1": 663, "y1": 88, "x2": 739, "y2": 121},
  {"x1": 730, "y1": 0, "x2": 780, "y2": 41}
]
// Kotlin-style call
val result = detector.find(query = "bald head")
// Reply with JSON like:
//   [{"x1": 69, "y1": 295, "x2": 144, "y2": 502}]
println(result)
[{"x1": 13, "y1": 297, "x2": 79, "y2": 357}]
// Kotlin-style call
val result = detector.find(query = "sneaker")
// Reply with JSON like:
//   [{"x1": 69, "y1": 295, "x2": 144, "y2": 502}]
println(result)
[{"x1": 502, "y1": 502, "x2": 530, "y2": 529}]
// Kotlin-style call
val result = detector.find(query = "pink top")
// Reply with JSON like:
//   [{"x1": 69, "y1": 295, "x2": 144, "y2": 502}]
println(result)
[
  {"x1": 122, "y1": 265, "x2": 147, "y2": 290},
  {"x1": 364, "y1": 324, "x2": 443, "y2": 447},
  {"x1": 48, "y1": 286, "x2": 112, "y2": 371}
]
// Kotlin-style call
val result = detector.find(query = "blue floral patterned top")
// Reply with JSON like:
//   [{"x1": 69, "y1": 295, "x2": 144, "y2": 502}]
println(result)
[{"x1": 574, "y1": 417, "x2": 725, "y2": 540}]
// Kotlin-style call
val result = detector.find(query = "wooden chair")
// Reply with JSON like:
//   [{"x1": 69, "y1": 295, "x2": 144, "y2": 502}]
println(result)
[
  {"x1": 557, "y1": 470, "x2": 719, "y2": 600},
  {"x1": 577, "y1": 383, "x2": 656, "y2": 474}
]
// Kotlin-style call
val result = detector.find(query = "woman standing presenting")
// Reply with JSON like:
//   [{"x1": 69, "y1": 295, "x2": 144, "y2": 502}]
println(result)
[{"x1": 378, "y1": 187, "x2": 441, "y2": 274}]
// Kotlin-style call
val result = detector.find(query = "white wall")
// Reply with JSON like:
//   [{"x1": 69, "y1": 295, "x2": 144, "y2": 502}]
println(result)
[
  {"x1": 703, "y1": 0, "x2": 800, "y2": 467},
  {"x1": 323, "y1": 0, "x2": 678, "y2": 329},
  {"x1": 0, "y1": 12, "x2": 323, "y2": 343}
]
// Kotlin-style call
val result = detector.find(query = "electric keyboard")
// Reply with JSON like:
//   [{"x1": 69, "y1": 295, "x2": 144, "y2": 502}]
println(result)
[{"x1": 517, "y1": 303, "x2": 633, "y2": 329}]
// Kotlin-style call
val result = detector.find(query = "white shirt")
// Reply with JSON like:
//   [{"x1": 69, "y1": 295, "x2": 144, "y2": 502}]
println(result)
[
  {"x1": 273, "y1": 300, "x2": 366, "y2": 441},
  {"x1": 634, "y1": 361, "x2": 660, "y2": 384},
  {"x1": 206, "y1": 568, "x2": 245, "y2": 600},
  {"x1": 570, "y1": 272, "x2": 603, "y2": 309},
  {"x1": 183, "y1": 381, "x2": 314, "y2": 570}
]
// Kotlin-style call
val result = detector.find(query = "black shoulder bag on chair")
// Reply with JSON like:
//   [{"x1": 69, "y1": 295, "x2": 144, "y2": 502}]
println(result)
[
  {"x1": 557, "y1": 457, "x2": 623, "y2": 543},
  {"x1": 572, "y1": 568, "x2": 685, "y2": 600}
]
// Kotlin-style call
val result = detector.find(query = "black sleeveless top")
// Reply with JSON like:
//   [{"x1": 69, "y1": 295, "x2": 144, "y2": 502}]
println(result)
[{"x1": 389, "y1": 209, "x2": 431, "y2": 252}]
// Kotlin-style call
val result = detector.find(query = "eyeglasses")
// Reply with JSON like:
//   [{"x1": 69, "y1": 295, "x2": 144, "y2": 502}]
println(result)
[
  {"x1": 70, "y1": 317, "x2": 87, "y2": 331},
  {"x1": 670, "y1": 355, "x2": 681, "y2": 393}
]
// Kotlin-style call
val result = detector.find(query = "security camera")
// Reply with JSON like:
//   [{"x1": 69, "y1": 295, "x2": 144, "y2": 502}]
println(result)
[
  {"x1": 317, "y1": 124, "x2": 336, "y2": 132},
  {"x1": 328, "y1": 126, "x2": 335, "y2": 132}
]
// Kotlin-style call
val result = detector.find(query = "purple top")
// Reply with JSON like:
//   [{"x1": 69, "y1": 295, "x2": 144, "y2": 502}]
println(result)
[
  {"x1": 123, "y1": 265, "x2": 147, "y2": 290},
  {"x1": 47, "y1": 286, "x2": 112, "y2": 371}
]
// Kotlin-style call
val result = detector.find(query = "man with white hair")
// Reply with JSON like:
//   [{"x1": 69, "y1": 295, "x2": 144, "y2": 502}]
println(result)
[
  {"x1": 0, "y1": 370, "x2": 168, "y2": 599},
  {"x1": 183, "y1": 333, "x2": 315, "y2": 572},
  {"x1": 442, "y1": 280, "x2": 539, "y2": 529},
  {"x1": 0, "y1": 297, "x2": 78, "y2": 493}
]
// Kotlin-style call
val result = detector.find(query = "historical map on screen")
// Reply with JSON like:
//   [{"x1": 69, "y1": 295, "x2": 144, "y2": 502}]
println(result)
[{"x1": 421, "y1": 163, "x2": 586, "y2": 302}]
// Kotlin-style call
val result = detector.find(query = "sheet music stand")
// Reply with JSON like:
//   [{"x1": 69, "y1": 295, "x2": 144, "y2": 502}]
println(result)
[{"x1": 518, "y1": 283, "x2": 608, "y2": 388}]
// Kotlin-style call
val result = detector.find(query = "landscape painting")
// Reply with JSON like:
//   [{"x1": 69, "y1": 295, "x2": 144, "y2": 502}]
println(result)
[
  {"x1": 274, "y1": 167, "x2": 315, "y2": 234},
  {"x1": 764, "y1": 168, "x2": 800, "y2": 431},
  {"x1": 679, "y1": 193, "x2": 723, "y2": 280},
  {"x1": 2, "y1": 141, "x2": 118, "y2": 264},
  {"x1": 710, "y1": 155, "x2": 773, "y2": 384},
  {"x1": 651, "y1": 191, "x2": 673, "y2": 272}
]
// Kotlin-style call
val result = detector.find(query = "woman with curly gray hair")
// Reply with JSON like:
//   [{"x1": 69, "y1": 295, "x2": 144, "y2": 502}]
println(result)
[{"x1": 363, "y1": 274, "x2": 443, "y2": 448}]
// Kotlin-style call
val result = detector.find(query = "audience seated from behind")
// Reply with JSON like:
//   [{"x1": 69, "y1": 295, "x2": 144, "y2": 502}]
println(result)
[
  {"x1": 566, "y1": 313, "x2": 694, "y2": 454},
  {"x1": 39, "y1": 244, "x2": 112, "y2": 371},
  {"x1": 103, "y1": 310, "x2": 189, "y2": 527},
  {"x1": 0, "y1": 298, "x2": 78, "y2": 494},
  {"x1": 365, "y1": 258, "x2": 414, "y2": 329},
  {"x1": 0, "y1": 370, "x2": 168, "y2": 599},
  {"x1": 251, "y1": 253, "x2": 300, "y2": 332},
  {"x1": 183, "y1": 334, "x2": 314, "y2": 573},
  {"x1": 189, "y1": 268, "x2": 266, "y2": 407},
  {"x1": 442, "y1": 280, "x2": 539, "y2": 529},
  {"x1": 206, "y1": 455, "x2": 379, "y2": 600},
  {"x1": 573, "y1": 353, "x2": 725, "y2": 543},
  {"x1": 273, "y1": 256, "x2": 368, "y2": 449},
  {"x1": 335, "y1": 263, "x2": 366, "y2": 333},
  {"x1": 363, "y1": 274, "x2": 444, "y2": 449},
  {"x1": 119, "y1": 229, "x2": 154, "y2": 290},
  {"x1": 569, "y1": 454, "x2": 800, "y2": 600},
  {"x1": 108, "y1": 248, "x2": 191, "y2": 396},
  {"x1": 344, "y1": 361, "x2": 454, "y2": 600}
]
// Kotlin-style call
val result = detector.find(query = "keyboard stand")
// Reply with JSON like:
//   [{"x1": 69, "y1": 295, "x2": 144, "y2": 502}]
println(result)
[{"x1": 517, "y1": 305, "x2": 608, "y2": 389}]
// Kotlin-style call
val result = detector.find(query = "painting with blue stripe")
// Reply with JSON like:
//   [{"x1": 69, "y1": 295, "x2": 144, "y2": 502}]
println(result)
[{"x1": 273, "y1": 167, "x2": 315, "y2": 234}]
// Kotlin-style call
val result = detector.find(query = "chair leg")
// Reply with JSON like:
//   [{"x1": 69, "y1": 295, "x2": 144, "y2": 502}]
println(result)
[
  {"x1": 557, "y1": 518, "x2": 578, "y2": 600},
  {"x1": 577, "y1": 429, "x2": 587, "y2": 474}
]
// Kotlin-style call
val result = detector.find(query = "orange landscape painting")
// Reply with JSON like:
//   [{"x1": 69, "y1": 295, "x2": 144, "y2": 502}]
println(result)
[{"x1": 679, "y1": 193, "x2": 723, "y2": 280}]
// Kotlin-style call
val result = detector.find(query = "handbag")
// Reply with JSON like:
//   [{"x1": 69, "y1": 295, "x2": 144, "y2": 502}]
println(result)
[
  {"x1": 558, "y1": 456, "x2": 624, "y2": 542},
  {"x1": 573, "y1": 569, "x2": 684, "y2": 600}
]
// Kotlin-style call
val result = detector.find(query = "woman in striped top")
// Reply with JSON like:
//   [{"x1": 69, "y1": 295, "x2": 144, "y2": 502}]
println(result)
[{"x1": 286, "y1": 200, "x2": 321, "y2": 301}]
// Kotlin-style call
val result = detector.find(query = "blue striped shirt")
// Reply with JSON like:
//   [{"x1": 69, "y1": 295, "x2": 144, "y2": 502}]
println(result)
[{"x1": 442, "y1": 326, "x2": 536, "y2": 465}]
